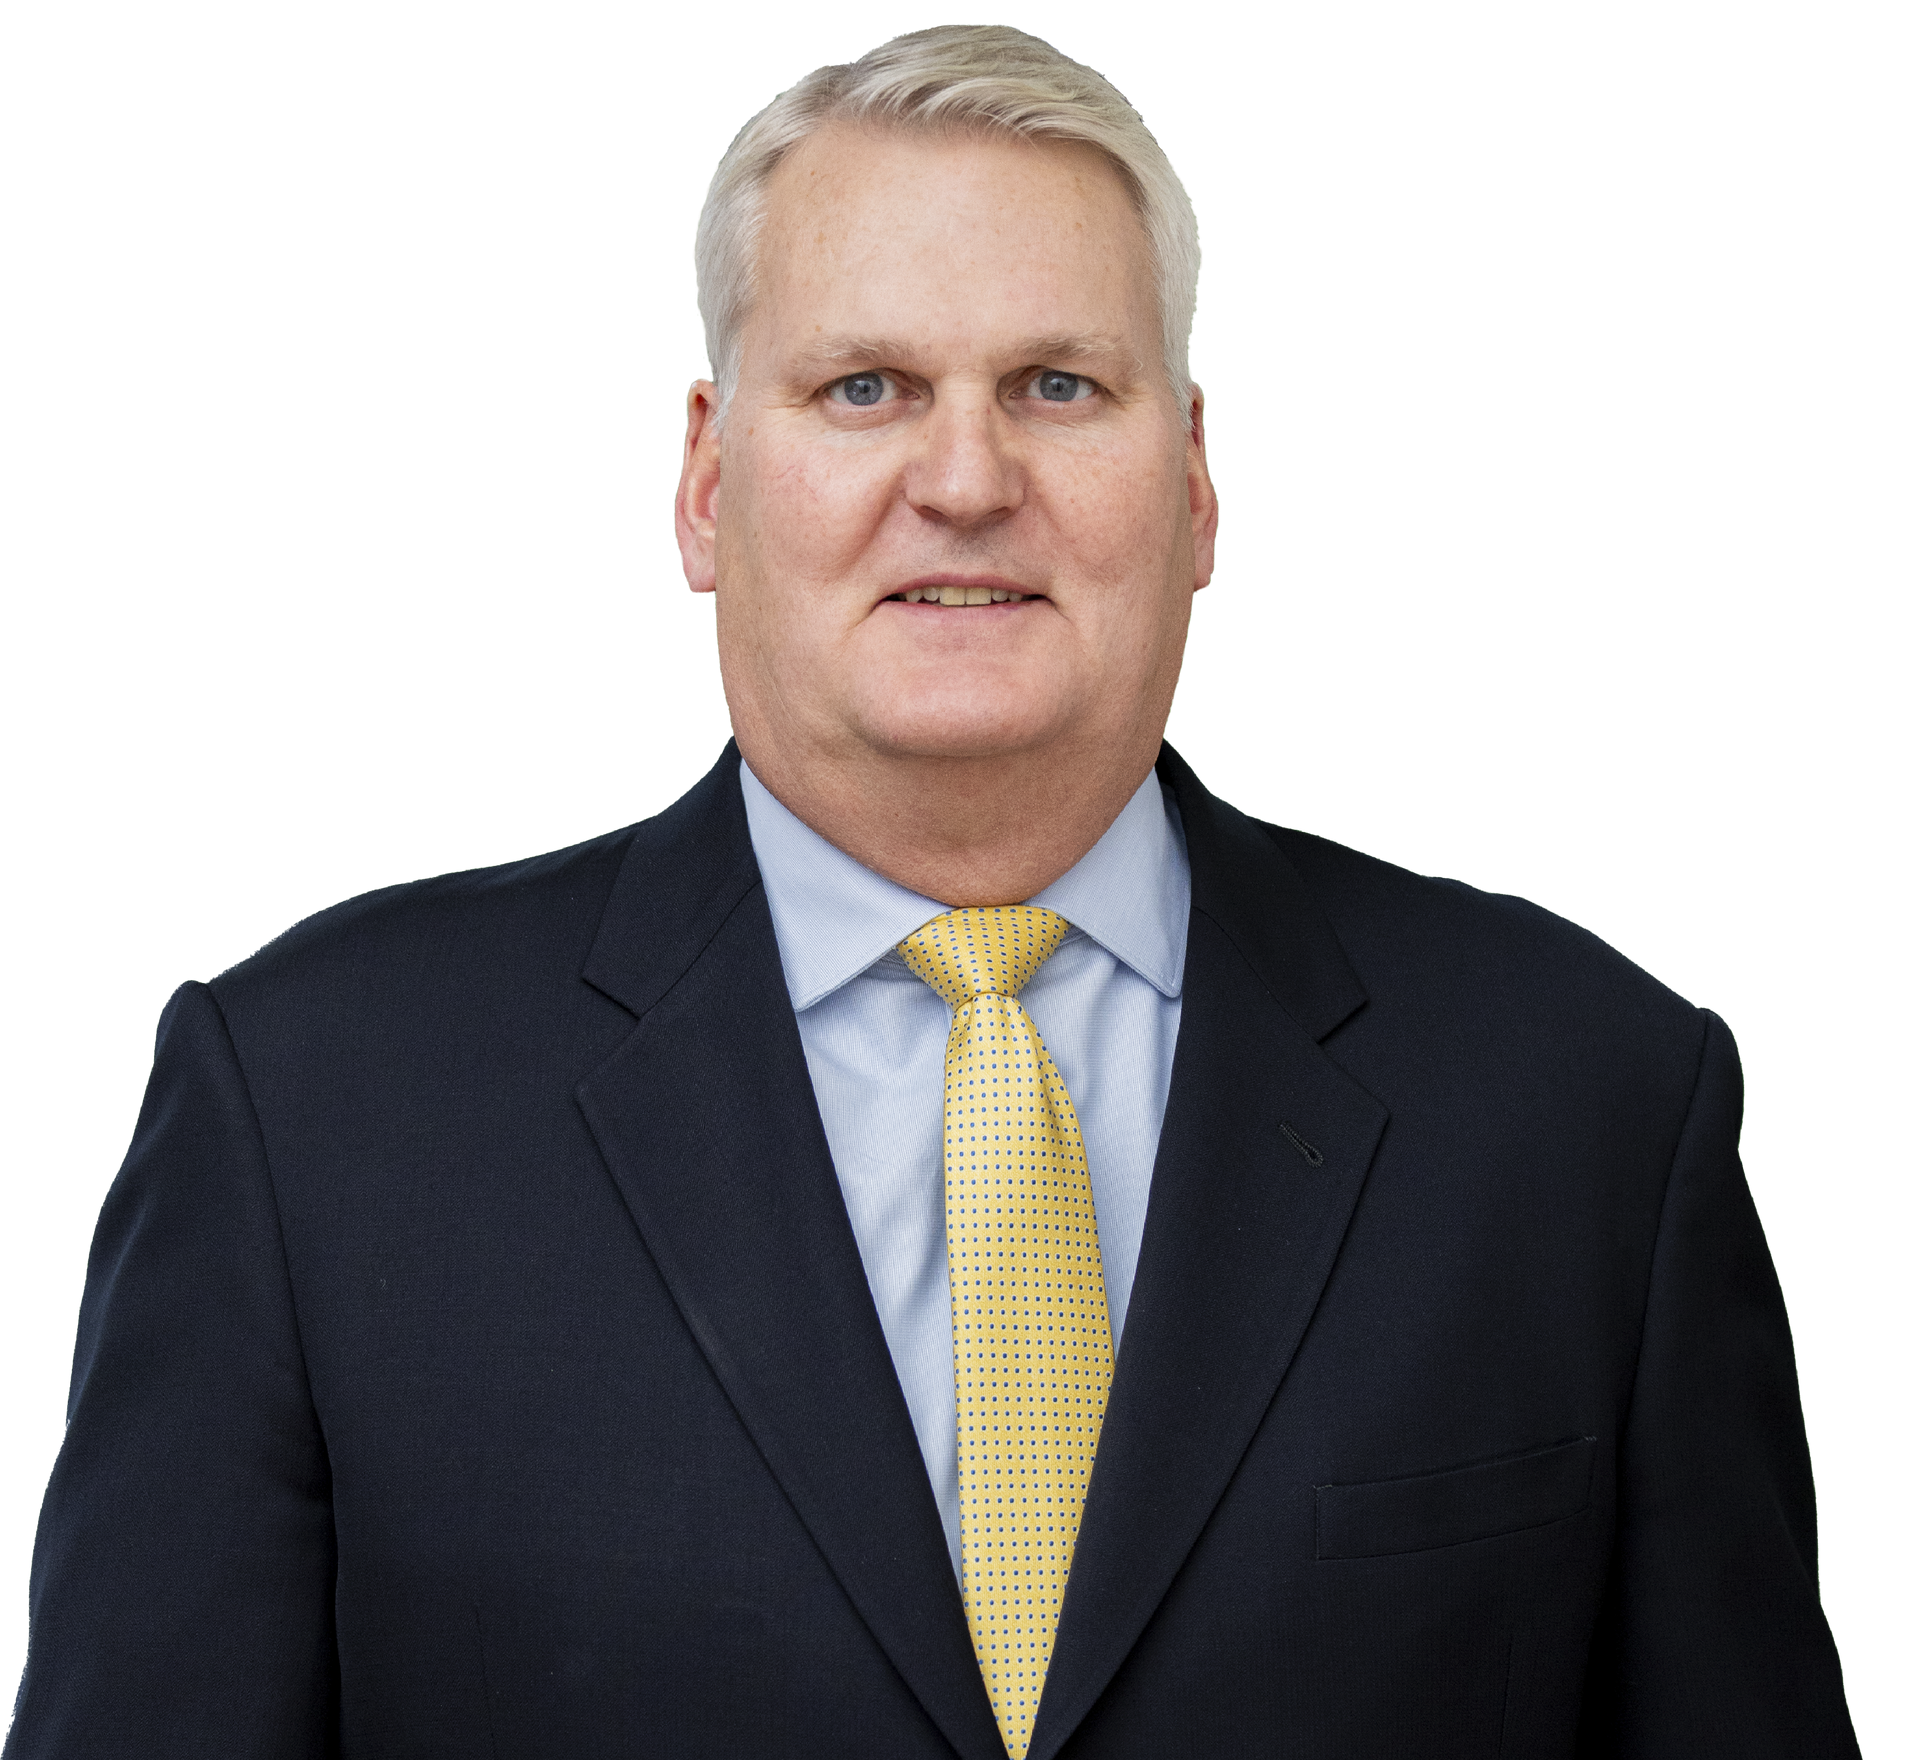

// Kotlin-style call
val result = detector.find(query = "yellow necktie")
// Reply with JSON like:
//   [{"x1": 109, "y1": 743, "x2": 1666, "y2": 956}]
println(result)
[{"x1": 898, "y1": 906, "x2": 1114, "y2": 1760}]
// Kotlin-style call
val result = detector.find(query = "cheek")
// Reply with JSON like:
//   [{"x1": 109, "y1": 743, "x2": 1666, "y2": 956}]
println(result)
[
  {"x1": 1046, "y1": 442, "x2": 1189, "y2": 579},
  {"x1": 731, "y1": 435, "x2": 896, "y2": 582}
]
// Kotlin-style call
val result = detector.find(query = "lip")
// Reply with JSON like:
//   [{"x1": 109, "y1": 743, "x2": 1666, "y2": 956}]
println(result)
[{"x1": 882, "y1": 573, "x2": 1043, "y2": 607}]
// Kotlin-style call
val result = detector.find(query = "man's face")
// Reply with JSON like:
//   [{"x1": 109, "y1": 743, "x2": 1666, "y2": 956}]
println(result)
[{"x1": 677, "y1": 123, "x2": 1217, "y2": 775}]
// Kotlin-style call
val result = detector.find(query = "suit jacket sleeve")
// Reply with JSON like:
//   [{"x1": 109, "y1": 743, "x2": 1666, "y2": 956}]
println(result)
[
  {"x1": 6, "y1": 983, "x2": 337, "y2": 1758},
  {"x1": 1577, "y1": 1009, "x2": 1856, "y2": 1756}
]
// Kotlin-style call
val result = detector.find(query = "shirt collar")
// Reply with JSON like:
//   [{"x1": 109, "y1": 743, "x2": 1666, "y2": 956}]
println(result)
[{"x1": 740, "y1": 759, "x2": 1189, "y2": 1011}]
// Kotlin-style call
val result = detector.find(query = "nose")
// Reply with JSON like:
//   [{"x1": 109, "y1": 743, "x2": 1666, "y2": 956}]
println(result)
[{"x1": 904, "y1": 392, "x2": 1023, "y2": 530}]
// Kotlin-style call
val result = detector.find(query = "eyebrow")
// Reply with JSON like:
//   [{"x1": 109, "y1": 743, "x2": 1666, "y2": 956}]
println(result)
[{"x1": 788, "y1": 331, "x2": 1144, "y2": 375}]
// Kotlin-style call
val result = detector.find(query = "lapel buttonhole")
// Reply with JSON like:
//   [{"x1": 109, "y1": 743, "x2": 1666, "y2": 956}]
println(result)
[{"x1": 1280, "y1": 1123, "x2": 1325, "y2": 1167}]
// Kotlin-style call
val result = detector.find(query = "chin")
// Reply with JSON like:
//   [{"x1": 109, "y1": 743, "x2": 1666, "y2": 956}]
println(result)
[
  {"x1": 848, "y1": 645, "x2": 1080, "y2": 755},
  {"x1": 854, "y1": 695, "x2": 1069, "y2": 764}
]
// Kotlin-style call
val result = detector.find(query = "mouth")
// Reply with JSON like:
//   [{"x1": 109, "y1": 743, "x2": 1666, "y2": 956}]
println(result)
[{"x1": 884, "y1": 574, "x2": 1040, "y2": 608}]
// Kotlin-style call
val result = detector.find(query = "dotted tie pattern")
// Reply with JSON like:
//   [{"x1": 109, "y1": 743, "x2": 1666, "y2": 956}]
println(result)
[{"x1": 898, "y1": 906, "x2": 1114, "y2": 1760}]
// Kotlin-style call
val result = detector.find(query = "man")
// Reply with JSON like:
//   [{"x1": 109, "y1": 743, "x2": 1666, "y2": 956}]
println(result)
[{"x1": 6, "y1": 23, "x2": 1856, "y2": 1759}]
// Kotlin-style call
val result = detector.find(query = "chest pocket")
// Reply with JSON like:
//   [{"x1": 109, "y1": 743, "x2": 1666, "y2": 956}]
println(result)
[{"x1": 1315, "y1": 1435, "x2": 1596, "y2": 1559}]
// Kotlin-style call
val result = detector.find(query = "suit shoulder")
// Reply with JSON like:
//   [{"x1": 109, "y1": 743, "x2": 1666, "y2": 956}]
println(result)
[
  {"x1": 208, "y1": 824, "x2": 640, "y2": 1018},
  {"x1": 1262, "y1": 822, "x2": 1707, "y2": 1044}
]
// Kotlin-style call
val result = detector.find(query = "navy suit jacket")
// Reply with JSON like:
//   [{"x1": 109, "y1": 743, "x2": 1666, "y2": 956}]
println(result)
[{"x1": 7, "y1": 745, "x2": 1856, "y2": 1757}]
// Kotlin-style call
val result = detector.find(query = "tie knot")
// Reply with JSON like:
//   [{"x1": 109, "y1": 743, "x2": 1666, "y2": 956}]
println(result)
[{"x1": 898, "y1": 905, "x2": 1070, "y2": 1012}]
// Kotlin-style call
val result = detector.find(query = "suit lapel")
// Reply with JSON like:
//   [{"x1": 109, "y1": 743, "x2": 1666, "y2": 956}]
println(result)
[
  {"x1": 572, "y1": 745, "x2": 1385, "y2": 1760},
  {"x1": 576, "y1": 748, "x2": 1004, "y2": 1760},
  {"x1": 1028, "y1": 750, "x2": 1390, "y2": 1760}
]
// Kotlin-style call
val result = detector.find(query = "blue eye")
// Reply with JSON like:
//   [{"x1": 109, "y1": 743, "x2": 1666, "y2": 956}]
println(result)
[
  {"x1": 837, "y1": 373, "x2": 886, "y2": 407},
  {"x1": 1033, "y1": 370, "x2": 1090, "y2": 403}
]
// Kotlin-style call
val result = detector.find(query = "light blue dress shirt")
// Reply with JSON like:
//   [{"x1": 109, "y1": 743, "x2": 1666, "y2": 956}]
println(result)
[{"x1": 739, "y1": 762, "x2": 1189, "y2": 1573}]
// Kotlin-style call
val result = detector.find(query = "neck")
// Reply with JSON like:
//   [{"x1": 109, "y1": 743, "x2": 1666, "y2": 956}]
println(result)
[{"x1": 736, "y1": 732, "x2": 1161, "y2": 907}]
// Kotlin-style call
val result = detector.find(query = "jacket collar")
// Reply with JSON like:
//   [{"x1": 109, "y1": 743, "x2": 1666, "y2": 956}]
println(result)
[
  {"x1": 1152, "y1": 742, "x2": 1366, "y2": 1043},
  {"x1": 584, "y1": 740, "x2": 1366, "y2": 1038},
  {"x1": 581, "y1": 742, "x2": 763, "y2": 1021}
]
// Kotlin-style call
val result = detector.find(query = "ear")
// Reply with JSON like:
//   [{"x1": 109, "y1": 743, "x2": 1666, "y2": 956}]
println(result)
[
  {"x1": 1186, "y1": 386, "x2": 1219, "y2": 591},
  {"x1": 675, "y1": 381, "x2": 722, "y2": 593}
]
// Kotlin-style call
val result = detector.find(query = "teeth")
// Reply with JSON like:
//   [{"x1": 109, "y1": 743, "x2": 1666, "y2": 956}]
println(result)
[{"x1": 895, "y1": 586, "x2": 1033, "y2": 606}]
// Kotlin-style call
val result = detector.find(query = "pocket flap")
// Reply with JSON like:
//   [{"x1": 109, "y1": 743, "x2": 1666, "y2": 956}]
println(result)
[{"x1": 1315, "y1": 1435, "x2": 1596, "y2": 1559}]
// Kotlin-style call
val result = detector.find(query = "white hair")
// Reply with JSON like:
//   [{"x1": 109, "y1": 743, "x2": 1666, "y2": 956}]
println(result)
[{"x1": 694, "y1": 24, "x2": 1200, "y2": 409}]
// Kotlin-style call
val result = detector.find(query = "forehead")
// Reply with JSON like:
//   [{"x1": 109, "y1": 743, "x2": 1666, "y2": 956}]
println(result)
[{"x1": 750, "y1": 123, "x2": 1157, "y2": 362}]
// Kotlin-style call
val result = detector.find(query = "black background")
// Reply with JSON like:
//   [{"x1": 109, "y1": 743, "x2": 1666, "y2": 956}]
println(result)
[{"x1": 18, "y1": 13, "x2": 1873, "y2": 1742}]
